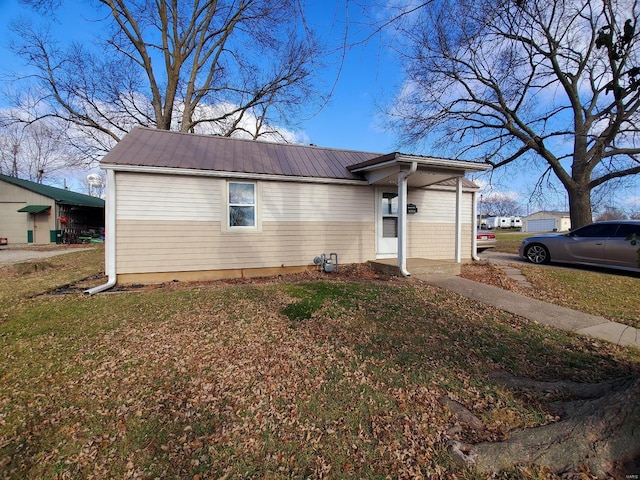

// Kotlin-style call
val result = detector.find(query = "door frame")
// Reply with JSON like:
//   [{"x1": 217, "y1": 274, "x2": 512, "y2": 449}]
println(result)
[{"x1": 375, "y1": 187, "x2": 398, "y2": 258}]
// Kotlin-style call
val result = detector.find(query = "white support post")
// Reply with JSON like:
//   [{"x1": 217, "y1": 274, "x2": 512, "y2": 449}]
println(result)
[
  {"x1": 455, "y1": 176, "x2": 463, "y2": 263},
  {"x1": 397, "y1": 162, "x2": 417, "y2": 276},
  {"x1": 472, "y1": 190, "x2": 479, "y2": 261}
]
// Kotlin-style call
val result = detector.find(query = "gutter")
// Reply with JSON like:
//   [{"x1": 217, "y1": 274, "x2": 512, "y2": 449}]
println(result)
[
  {"x1": 398, "y1": 161, "x2": 418, "y2": 277},
  {"x1": 100, "y1": 163, "x2": 369, "y2": 186},
  {"x1": 85, "y1": 169, "x2": 116, "y2": 295}
]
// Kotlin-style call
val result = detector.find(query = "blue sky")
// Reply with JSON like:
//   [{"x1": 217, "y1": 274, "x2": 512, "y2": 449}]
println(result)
[
  {"x1": 0, "y1": 0, "x2": 401, "y2": 153},
  {"x1": 0, "y1": 0, "x2": 637, "y2": 214}
]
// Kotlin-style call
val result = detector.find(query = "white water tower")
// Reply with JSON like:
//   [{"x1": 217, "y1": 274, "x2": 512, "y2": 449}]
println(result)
[{"x1": 87, "y1": 173, "x2": 103, "y2": 196}]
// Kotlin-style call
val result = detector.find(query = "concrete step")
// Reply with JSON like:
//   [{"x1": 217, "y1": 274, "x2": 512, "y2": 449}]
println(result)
[{"x1": 369, "y1": 258, "x2": 461, "y2": 278}]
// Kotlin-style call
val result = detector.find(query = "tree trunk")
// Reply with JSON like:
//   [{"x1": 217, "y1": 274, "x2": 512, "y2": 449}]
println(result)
[
  {"x1": 468, "y1": 375, "x2": 640, "y2": 478},
  {"x1": 567, "y1": 185, "x2": 593, "y2": 229}
]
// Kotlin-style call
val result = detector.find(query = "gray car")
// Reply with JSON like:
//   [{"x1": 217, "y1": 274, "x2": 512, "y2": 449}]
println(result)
[{"x1": 519, "y1": 220, "x2": 640, "y2": 272}]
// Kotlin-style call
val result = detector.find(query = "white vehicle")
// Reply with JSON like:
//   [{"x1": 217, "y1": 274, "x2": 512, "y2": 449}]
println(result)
[
  {"x1": 486, "y1": 216, "x2": 522, "y2": 229},
  {"x1": 486, "y1": 216, "x2": 511, "y2": 229}
]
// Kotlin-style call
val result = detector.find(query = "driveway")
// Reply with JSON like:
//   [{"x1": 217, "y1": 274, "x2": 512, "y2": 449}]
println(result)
[
  {"x1": 0, "y1": 246, "x2": 95, "y2": 266},
  {"x1": 479, "y1": 248, "x2": 640, "y2": 277}
]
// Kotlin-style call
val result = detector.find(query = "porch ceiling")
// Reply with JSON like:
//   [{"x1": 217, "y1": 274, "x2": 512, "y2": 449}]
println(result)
[
  {"x1": 347, "y1": 153, "x2": 491, "y2": 187},
  {"x1": 362, "y1": 168, "x2": 463, "y2": 187}
]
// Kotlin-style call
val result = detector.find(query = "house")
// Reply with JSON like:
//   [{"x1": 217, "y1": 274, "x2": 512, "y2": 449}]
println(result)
[
  {"x1": 88, "y1": 127, "x2": 490, "y2": 292},
  {"x1": 522, "y1": 211, "x2": 571, "y2": 232},
  {"x1": 0, "y1": 174, "x2": 105, "y2": 245}
]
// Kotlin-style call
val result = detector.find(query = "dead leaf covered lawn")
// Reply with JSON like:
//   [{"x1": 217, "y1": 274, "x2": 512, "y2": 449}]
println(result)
[{"x1": 1, "y1": 257, "x2": 639, "y2": 479}]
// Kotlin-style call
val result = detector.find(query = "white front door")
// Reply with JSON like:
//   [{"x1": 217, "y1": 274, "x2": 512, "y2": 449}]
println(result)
[{"x1": 377, "y1": 189, "x2": 398, "y2": 257}]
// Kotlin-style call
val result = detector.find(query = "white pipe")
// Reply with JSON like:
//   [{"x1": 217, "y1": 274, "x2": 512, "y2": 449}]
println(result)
[
  {"x1": 472, "y1": 190, "x2": 480, "y2": 261},
  {"x1": 85, "y1": 169, "x2": 117, "y2": 295},
  {"x1": 454, "y1": 177, "x2": 463, "y2": 263},
  {"x1": 398, "y1": 161, "x2": 418, "y2": 277}
]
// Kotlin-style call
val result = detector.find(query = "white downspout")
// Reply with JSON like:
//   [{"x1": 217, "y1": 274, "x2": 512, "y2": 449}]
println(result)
[
  {"x1": 472, "y1": 189, "x2": 480, "y2": 261},
  {"x1": 455, "y1": 176, "x2": 463, "y2": 264},
  {"x1": 398, "y1": 161, "x2": 418, "y2": 277},
  {"x1": 85, "y1": 169, "x2": 117, "y2": 295}
]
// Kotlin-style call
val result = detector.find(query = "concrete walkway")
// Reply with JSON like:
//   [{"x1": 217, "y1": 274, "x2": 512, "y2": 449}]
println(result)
[
  {"x1": 0, "y1": 246, "x2": 95, "y2": 266},
  {"x1": 415, "y1": 267, "x2": 640, "y2": 349}
]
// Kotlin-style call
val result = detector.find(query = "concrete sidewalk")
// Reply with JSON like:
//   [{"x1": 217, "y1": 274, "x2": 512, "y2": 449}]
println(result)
[
  {"x1": 417, "y1": 273, "x2": 639, "y2": 348},
  {"x1": 0, "y1": 246, "x2": 94, "y2": 266}
]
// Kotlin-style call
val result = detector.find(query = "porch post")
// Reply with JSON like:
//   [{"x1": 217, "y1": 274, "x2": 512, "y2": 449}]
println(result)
[
  {"x1": 397, "y1": 162, "x2": 417, "y2": 276},
  {"x1": 455, "y1": 176, "x2": 462, "y2": 263},
  {"x1": 472, "y1": 189, "x2": 479, "y2": 260}
]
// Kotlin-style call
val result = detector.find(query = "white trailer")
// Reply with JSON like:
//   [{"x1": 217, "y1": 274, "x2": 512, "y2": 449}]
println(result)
[{"x1": 486, "y1": 216, "x2": 511, "y2": 229}]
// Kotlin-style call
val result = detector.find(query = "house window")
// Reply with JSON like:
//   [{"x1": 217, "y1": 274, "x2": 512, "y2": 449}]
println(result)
[
  {"x1": 228, "y1": 181, "x2": 256, "y2": 228},
  {"x1": 382, "y1": 192, "x2": 398, "y2": 238}
]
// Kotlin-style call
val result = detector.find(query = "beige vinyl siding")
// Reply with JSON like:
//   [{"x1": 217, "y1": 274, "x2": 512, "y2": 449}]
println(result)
[
  {"x1": 407, "y1": 188, "x2": 473, "y2": 223},
  {"x1": 406, "y1": 188, "x2": 474, "y2": 259},
  {"x1": 262, "y1": 182, "x2": 374, "y2": 222},
  {"x1": 116, "y1": 173, "x2": 373, "y2": 223},
  {"x1": 116, "y1": 173, "x2": 221, "y2": 221},
  {"x1": 116, "y1": 220, "x2": 373, "y2": 273},
  {"x1": 114, "y1": 172, "x2": 376, "y2": 273},
  {"x1": 408, "y1": 224, "x2": 473, "y2": 259}
]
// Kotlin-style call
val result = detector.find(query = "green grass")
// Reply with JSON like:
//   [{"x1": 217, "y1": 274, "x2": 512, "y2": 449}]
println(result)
[
  {"x1": 1, "y1": 249, "x2": 639, "y2": 479},
  {"x1": 494, "y1": 231, "x2": 530, "y2": 253},
  {"x1": 491, "y1": 230, "x2": 639, "y2": 327},
  {"x1": 520, "y1": 266, "x2": 640, "y2": 328}
]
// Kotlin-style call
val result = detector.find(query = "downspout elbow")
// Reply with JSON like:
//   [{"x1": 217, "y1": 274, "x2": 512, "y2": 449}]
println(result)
[{"x1": 84, "y1": 275, "x2": 116, "y2": 295}]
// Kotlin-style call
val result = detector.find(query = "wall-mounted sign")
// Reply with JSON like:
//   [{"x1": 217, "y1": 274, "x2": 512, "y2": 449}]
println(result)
[{"x1": 407, "y1": 204, "x2": 418, "y2": 214}]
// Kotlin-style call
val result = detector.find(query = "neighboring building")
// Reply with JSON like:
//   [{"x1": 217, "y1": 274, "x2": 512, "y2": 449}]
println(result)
[
  {"x1": 0, "y1": 174, "x2": 105, "y2": 244},
  {"x1": 522, "y1": 211, "x2": 571, "y2": 232},
  {"x1": 89, "y1": 127, "x2": 490, "y2": 291}
]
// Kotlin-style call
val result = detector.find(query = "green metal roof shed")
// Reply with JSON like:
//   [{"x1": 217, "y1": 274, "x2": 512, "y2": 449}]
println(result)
[
  {"x1": 0, "y1": 174, "x2": 105, "y2": 208},
  {"x1": 0, "y1": 174, "x2": 105, "y2": 244}
]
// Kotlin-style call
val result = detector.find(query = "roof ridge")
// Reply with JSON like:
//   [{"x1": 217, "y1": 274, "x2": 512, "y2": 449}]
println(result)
[{"x1": 130, "y1": 126, "x2": 385, "y2": 156}]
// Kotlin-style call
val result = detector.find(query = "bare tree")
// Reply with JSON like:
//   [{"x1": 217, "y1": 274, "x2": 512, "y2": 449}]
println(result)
[
  {"x1": 595, "y1": 204, "x2": 628, "y2": 219},
  {"x1": 479, "y1": 193, "x2": 522, "y2": 217},
  {"x1": 0, "y1": 123, "x2": 22, "y2": 178},
  {"x1": 388, "y1": 0, "x2": 640, "y2": 229},
  {"x1": 373, "y1": 2, "x2": 640, "y2": 474},
  {"x1": 6, "y1": 0, "x2": 322, "y2": 161},
  {"x1": 0, "y1": 120, "x2": 78, "y2": 182}
]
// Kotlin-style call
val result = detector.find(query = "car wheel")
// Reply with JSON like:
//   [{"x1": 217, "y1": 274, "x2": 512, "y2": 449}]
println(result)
[{"x1": 525, "y1": 244, "x2": 550, "y2": 264}]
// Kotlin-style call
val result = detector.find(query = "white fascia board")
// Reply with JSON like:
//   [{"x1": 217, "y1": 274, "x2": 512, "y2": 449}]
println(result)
[
  {"x1": 349, "y1": 156, "x2": 490, "y2": 177},
  {"x1": 349, "y1": 159, "x2": 399, "y2": 174},
  {"x1": 395, "y1": 155, "x2": 492, "y2": 173},
  {"x1": 100, "y1": 164, "x2": 370, "y2": 186}
]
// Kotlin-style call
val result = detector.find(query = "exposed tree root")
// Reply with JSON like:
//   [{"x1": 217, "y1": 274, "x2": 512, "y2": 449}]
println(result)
[{"x1": 441, "y1": 373, "x2": 640, "y2": 478}]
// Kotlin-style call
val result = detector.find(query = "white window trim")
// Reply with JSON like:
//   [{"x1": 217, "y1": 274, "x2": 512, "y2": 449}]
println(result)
[{"x1": 223, "y1": 180, "x2": 261, "y2": 233}]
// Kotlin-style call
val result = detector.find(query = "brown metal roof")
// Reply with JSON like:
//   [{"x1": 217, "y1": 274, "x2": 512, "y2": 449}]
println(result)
[
  {"x1": 101, "y1": 127, "x2": 383, "y2": 181},
  {"x1": 102, "y1": 128, "x2": 486, "y2": 190}
]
